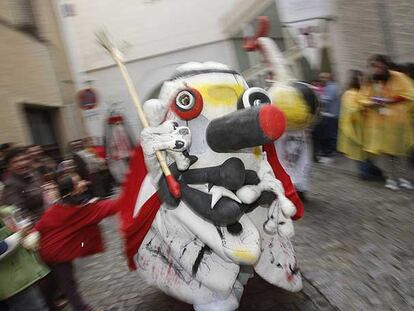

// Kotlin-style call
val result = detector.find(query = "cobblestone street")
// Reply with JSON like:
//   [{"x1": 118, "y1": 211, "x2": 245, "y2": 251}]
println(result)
[{"x1": 73, "y1": 158, "x2": 413, "y2": 311}]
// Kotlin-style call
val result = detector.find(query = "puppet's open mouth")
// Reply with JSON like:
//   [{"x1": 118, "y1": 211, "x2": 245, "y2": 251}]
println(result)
[
  {"x1": 159, "y1": 156, "x2": 276, "y2": 227},
  {"x1": 177, "y1": 157, "x2": 256, "y2": 226},
  {"x1": 168, "y1": 157, "x2": 275, "y2": 227}
]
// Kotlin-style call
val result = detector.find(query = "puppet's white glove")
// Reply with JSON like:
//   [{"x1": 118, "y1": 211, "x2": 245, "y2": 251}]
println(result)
[
  {"x1": 263, "y1": 199, "x2": 295, "y2": 238},
  {"x1": 255, "y1": 160, "x2": 296, "y2": 238},
  {"x1": 140, "y1": 120, "x2": 191, "y2": 183}
]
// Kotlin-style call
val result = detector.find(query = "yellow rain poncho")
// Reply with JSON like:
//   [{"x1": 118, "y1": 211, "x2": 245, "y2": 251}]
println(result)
[
  {"x1": 359, "y1": 71, "x2": 414, "y2": 156},
  {"x1": 337, "y1": 89, "x2": 367, "y2": 161}
]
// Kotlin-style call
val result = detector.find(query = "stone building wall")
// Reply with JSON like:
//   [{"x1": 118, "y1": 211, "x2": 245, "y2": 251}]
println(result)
[
  {"x1": 334, "y1": 0, "x2": 414, "y2": 84},
  {"x1": 0, "y1": 0, "x2": 85, "y2": 148}
]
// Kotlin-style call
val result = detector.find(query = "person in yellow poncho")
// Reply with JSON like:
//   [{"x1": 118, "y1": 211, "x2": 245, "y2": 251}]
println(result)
[
  {"x1": 338, "y1": 70, "x2": 366, "y2": 161},
  {"x1": 359, "y1": 55, "x2": 414, "y2": 190},
  {"x1": 338, "y1": 70, "x2": 384, "y2": 180},
  {"x1": 402, "y1": 63, "x2": 414, "y2": 166}
]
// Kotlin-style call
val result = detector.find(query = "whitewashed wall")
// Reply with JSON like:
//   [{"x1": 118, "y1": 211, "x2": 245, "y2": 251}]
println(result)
[
  {"x1": 81, "y1": 40, "x2": 239, "y2": 138},
  {"x1": 57, "y1": 0, "x2": 242, "y2": 138},
  {"x1": 60, "y1": 0, "x2": 239, "y2": 71}
]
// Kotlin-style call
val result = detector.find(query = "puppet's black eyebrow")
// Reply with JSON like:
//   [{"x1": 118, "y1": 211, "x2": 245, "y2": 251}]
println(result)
[{"x1": 168, "y1": 69, "x2": 241, "y2": 81}]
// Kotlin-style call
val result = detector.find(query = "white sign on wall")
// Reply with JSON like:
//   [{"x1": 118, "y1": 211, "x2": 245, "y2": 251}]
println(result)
[
  {"x1": 287, "y1": 19, "x2": 326, "y2": 69},
  {"x1": 276, "y1": 0, "x2": 334, "y2": 69},
  {"x1": 276, "y1": 0, "x2": 335, "y2": 23}
]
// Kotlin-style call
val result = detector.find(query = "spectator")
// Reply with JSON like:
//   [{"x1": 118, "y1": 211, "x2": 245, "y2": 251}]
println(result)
[
  {"x1": 2, "y1": 147, "x2": 44, "y2": 224},
  {"x1": 25, "y1": 172, "x2": 124, "y2": 311},
  {"x1": 312, "y1": 72, "x2": 341, "y2": 163},
  {"x1": 72, "y1": 138, "x2": 112, "y2": 198},
  {"x1": 402, "y1": 62, "x2": 414, "y2": 81},
  {"x1": 402, "y1": 63, "x2": 414, "y2": 166},
  {"x1": 27, "y1": 145, "x2": 57, "y2": 175},
  {"x1": 38, "y1": 166, "x2": 60, "y2": 208},
  {"x1": 26, "y1": 146, "x2": 59, "y2": 209},
  {"x1": 0, "y1": 143, "x2": 13, "y2": 182},
  {"x1": 310, "y1": 79, "x2": 324, "y2": 99},
  {"x1": 1, "y1": 147, "x2": 65, "y2": 309},
  {"x1": 0, "y1": 206, "x2": 50, "y2": 311},
  {"x1": 359, "y1": 54, "x2": 414, "y2": 190},
  {"x1": 56, "y1": 158, "x2": 77, "y2": 178},
  {"x1": 337, "y1": 70, "x2": 384, "y2": 180}
]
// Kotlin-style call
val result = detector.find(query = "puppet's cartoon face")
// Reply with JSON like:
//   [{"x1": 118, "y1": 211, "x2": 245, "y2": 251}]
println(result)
[{"x1": 150, "y1": 62, "x2": 286, "y2": 158}]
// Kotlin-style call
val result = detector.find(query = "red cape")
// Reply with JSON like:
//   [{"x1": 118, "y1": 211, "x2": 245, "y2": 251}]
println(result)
[{"x1": 119, "y1": 146, "x2": 161, "y2": 270}]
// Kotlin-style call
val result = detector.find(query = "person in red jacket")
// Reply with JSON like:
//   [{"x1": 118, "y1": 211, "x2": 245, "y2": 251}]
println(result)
[{"x1": 29, "y1": 173, "x2": 120, "y2": 311}]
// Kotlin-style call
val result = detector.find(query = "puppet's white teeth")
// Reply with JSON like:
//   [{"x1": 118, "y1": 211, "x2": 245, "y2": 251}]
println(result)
[{"x1": 209, "y1": 186, "x2": 241, "y2": 209}]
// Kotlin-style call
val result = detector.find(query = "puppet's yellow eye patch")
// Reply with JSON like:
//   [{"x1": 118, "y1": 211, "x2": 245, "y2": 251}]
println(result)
[{"x1": 194, "y1": 84, "x2": 245, "y2": 106}]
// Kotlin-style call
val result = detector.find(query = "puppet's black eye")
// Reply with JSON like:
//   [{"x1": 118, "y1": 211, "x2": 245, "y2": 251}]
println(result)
[
  {"x1": 171, "y1": 88, "x2": 203, "y2": 121},
  {"x1": 237, "y1": 87, "x2": 271, "y2": 110},
  {"x1": 176, "y1": 90, "x2": 195, "y2": 110}
]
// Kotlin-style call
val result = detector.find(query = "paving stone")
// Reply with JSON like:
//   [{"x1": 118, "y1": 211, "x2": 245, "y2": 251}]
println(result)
[{"x1": 295, "y1": 159, "x2": 414, "y2": 310}]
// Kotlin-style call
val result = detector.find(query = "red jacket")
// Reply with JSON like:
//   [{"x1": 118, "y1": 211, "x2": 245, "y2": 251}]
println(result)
[{"x1": 35, "y1": 199, "x2": 118, "y2": 263}]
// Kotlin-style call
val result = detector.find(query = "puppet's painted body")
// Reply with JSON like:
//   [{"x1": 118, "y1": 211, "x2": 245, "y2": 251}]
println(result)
[{"x1": 135, "y1": 62, "x2": 302, "y2": 310}]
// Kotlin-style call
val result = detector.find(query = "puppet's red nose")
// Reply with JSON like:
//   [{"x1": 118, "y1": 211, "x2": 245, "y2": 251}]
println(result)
[
  {"x1": 258, "y1": 104, "x2": 286, "y2": 140},
  {"x1": 206, "y1": 104, "x2": 287, "y2": 153}
]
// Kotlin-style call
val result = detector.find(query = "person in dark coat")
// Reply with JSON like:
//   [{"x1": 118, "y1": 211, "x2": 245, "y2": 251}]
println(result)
[{"x1": 2, "y1": 147, "x2": 44, "y2": 224}]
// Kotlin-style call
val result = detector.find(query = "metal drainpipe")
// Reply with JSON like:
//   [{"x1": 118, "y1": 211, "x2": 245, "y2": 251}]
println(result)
[{"x1": 375, "y1": 0, "x2": 396, "y2": 60}]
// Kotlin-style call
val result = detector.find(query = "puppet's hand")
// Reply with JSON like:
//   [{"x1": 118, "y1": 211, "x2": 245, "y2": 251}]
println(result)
[
  {"x1": 141, "y1": 121, "x2": 191, "y2": 155},
  {"x1": 259, "y1": 172, "x2": 296, "y2": 218},
  {"x1": 263, "y1": 200, "x2": 295, "y2": 238},
  {"x1": 140, "y1": 120, "x2": 192, "y2": 183},
  {"x1": 236, "y1": 185, "x2": 262, "y2": 204}
]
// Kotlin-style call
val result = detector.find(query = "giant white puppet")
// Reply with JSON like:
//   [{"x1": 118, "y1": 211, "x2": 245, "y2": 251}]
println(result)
[{"x1": 97, "y1": 31, "x2": 309, "y2": 311}]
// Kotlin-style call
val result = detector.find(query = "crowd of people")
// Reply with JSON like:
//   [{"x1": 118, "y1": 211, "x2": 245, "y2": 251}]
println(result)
[
  {"x1": 312, "y1": 54, "x2": 414, "y2": 191},
  {"x1": 0, "y1": 139, "x2": 119, "y2": 311}
]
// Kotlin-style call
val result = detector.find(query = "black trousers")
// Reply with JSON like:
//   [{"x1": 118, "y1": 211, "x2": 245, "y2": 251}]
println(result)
[
  {"x1": 48, "y1": 262, "x2": 91, "y2": 311},
  {"x1": 312, "y1": 116, "x2": 338, "y2": 157}
]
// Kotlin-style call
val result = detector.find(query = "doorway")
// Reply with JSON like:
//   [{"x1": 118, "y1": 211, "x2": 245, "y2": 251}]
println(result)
[{"x1": 24, "y1": 106, "x2": 61, "y2": 160}]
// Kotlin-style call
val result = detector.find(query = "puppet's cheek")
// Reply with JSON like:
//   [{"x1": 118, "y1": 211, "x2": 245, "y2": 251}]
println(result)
[{"x1": 176, "y1": 115, "x2": 210, "y2": 155}]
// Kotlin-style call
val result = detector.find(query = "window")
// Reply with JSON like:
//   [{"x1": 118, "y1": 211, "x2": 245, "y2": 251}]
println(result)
[{"x1": 14, "y1": 0, "x2": 38, "y2": 36}]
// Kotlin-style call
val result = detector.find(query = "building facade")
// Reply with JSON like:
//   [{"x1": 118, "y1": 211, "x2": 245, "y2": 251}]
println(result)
[
  {"x1": 0, "y1": 0, "x2": 85, "y2": 156},
  {"x1": 223, "y1": 0, "x2": 414, "y2": 87},
  {"x1": 335, "y1": 0, "x2": 414, "y2": 80},
  {"x1": 52, "y1": 0, "x2": 414, "y2": 141},
  {"x1": 56, "y1": 0, "x2": 242, "y2": 137}
]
